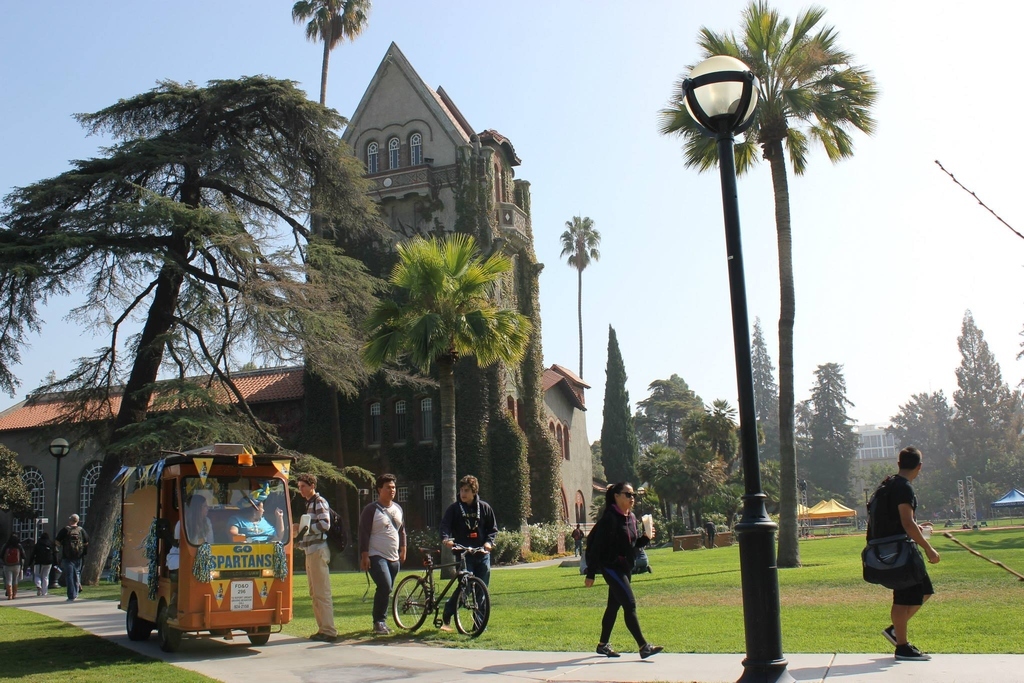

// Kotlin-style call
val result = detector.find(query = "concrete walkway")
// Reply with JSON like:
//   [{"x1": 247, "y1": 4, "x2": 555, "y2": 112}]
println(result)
[{"x1": 3, "y1": 594, "x2": 1020, "y2": 683}]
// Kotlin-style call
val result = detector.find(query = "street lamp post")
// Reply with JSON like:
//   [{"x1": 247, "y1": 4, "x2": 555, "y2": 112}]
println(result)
[
  {"x1": 49, "y1": 438, "x2": 70, "y2": 589},
  {"x1": 48, "y1": 438, "x2": 70, "y2": 536},
  {"x1": 681, "y1": 55, "x2": 792, "y2": 683}
]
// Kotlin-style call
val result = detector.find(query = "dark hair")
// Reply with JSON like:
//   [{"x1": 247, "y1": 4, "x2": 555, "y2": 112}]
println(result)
[
  {"x1": 458, "y1": 475, "x2": 479, "y2": 495},
  {"x1": 296, "y1": 473, "x2": 317, "y2": 489},
  {"x1": 6, "y1": 533, "x2": 19, "y2": 547},
  {"x1": 39, "y1": 532, "x2": 49, "y2": 541},
  {"x1": 376, "y1": 473, "x2": 397, "y2": 490},
  {"x1": 605, "y1": 482, "x2": 632, "y2": 507},
  {"x1": 898, "y1": 446, "x2": 922, "y2": 470}
]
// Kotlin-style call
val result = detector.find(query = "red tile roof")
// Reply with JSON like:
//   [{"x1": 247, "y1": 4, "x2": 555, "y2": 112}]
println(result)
[
  {"x1": 0, "y1": 367, "x2": 304, "y2": 432},
  {"x1": 542, "y1": 366, "x2": 587, "y2": 411}
]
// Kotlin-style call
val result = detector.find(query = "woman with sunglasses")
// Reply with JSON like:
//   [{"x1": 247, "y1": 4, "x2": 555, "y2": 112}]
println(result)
[{"x1": 583, "y1": 482, "x2": 662, "y2": 659}]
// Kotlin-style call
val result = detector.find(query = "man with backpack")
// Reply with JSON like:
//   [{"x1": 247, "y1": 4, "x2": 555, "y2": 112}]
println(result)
[
  {"x1": 294, "y1": 473, "x2": 337, "y2": 642},
  {"x1": 867, "y1": 446, "x2": 940, "y2": 661},
  {"x1": 55, "y1": 514, "x2": 89, "y2": 602}
]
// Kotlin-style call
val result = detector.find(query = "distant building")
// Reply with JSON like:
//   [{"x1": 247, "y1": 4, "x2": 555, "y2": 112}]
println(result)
[{"x1": 851, "y1": 424, "x2": 897, "y2": 511}]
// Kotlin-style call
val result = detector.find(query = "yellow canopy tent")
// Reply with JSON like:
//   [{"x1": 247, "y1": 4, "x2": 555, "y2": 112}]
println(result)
[{"x1": 798, "y1": 499, "x2": 857, "y2": 520}]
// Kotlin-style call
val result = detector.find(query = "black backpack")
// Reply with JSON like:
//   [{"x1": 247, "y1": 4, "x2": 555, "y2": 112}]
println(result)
[
  {"x1": 326, "y1": 505, "x2": 347, "y2": 552},
  {"x1": 63, "y1": 526, "x2": 85, "y2": 560}
]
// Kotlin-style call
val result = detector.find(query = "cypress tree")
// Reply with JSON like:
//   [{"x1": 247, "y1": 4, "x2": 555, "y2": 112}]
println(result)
[{"x1": 600, "y1": 326, "x2": 639, "y2": 484}]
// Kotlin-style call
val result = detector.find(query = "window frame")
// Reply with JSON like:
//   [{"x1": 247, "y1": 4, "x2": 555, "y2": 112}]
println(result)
[
  {"x1": 388, "y1": 137, "x2": 401, "y2": 170},
  {"x1": 410, "y1": 132, "x2": 423, "y2": 165},
  {"x1": 367, "y1": 141, "x2": 379, "y2": 174}
]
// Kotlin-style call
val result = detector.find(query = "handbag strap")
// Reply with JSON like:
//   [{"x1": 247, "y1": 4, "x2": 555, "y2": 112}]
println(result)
[{"x1": 867, "y1": 533, "x2": 911, "y2": 546}]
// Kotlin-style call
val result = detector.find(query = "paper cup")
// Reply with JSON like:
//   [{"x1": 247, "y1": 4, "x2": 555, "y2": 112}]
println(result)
[{"x1": 920, "y1": 524, "x2": 932, "y2": 540}]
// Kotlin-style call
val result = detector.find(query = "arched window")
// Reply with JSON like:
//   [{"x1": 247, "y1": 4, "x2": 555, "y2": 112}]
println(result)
[
  {"x1": 388, "y1": 137, "x2": 400, "y2": 169},
  {"x1": 366, "y1": 141, "x2": 379, "y2": 174},
  {"x1": 368, "y1": 401, "x2": 382, "y2": 444},
  {"x1": 15, "y1": 467, "x2": 45, "y2": 540},
  {"x1": 79, "y1": 461, "x2": 102, "y2": 525},
  {"x1": 562, "y1": 424, "x2": 571, "y2": 460},
  {"x1": 410, "y1": 133, "x2": 422, "y2": 165},
  {"x1": 420, "y1": 398, "x2": 434, "y2": 441},
  {"x1": 549, "y1": 421, "x2": 555, "y2": 435},
  {"x1": 506, "y1": 396, "x2": 515, "y2": 418},
  {"x1": 560, "y1": 488, "x2": 569, "y2": 522},
  {"x1": 575, "y1": 491, "x2": 586, "y2": 523},
  {"x1": 556, "y1": 424, "x2": 564, "y2": 457},
  {"x1": 394, "y1": 400, "x2": 408, "y2": 442}
]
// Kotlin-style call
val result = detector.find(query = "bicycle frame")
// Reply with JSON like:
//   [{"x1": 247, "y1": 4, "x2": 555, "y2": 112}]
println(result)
[{"x1": 392, "y1": 545, "x2": 491, "y2": 637}]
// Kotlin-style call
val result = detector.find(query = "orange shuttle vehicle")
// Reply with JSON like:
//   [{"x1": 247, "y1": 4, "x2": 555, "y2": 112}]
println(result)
[{"x1": 117, "y1": 444, "x2": 294, "y2": 651}]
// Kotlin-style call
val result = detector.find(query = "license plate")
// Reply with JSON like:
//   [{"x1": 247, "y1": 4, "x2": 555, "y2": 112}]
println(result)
[{"x1": 230, "y1": 580, "x2": 255, "y2": 611}]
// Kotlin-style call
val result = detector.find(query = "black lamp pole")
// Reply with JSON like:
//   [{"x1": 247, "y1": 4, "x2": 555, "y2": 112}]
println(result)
[
  {"x1": 49, "y1": 438, "x2": 70, "y2": 589},
  {"x1": 682, "y1": 57, "x2": 792, "y2": 683}
]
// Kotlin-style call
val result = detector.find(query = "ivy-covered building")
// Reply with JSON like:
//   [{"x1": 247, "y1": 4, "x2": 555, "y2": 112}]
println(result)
[{"x1": 317, "y1": 43, "x2": 594, "y2": 531}]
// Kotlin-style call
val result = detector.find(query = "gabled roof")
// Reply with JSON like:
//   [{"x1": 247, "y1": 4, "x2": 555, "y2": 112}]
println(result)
[
  {"x1": 542, "y1": 366, "x2": 586, "y2": 411},
  {"x1": 0, "y1": 366, "x2": 304, "y2": 432},
  {"x1": 342, "y1": 42, "x2": 472, "y2": 148}
]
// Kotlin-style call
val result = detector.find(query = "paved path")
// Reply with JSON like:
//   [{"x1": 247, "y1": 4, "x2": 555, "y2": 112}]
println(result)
[{"x1": 3, "y1": 594, "x2": 1020, "y2": 682}]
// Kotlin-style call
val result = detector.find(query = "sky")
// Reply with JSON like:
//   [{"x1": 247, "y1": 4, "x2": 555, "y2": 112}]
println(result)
[{"x1": 3, "y1": 1, "x2": 1024, "y2": 435}]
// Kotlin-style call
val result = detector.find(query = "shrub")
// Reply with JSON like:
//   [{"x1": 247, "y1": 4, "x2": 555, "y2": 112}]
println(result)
[
  {"x1": 492, "y1": 529, "x2": 523, "y2": 564},
  {"x1": 526, "y1": 522, "x2": 569, "y2": 555},
  {"x1": 406, "y1": 528, "x2": 440, "y2": 562}
]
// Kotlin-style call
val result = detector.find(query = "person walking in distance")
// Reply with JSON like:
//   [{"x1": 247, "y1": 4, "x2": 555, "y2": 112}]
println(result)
[
  {"x1": 869, "y1": 446, "x2": 940, "y2": 661},
  {"x1": 572, "y1": 524, "x2": 584, "y2": 557},
  {"x1": 584, "y1": 482, "x2": 662, "y2": 659},
  {"x1": 30, "y1": 532, "x2": 54, "y2": 597},
  {"x1": 439, "y1": 475, "x2": 498, "y2": 632},
  {"x1": 359, "y1": 473, "x2": 407, "y2": 635},
  {"x1": 704, "y1": 520, "x2": 716, "y2": 549},
  {"x1": 3, "y1": 533, "x2": 26, "y2": 599},
  {"x1": 294, "y1": 473, "x2": 337, "y2": 642},
  {"x1": 55, "y1": 514, "x2": 88, "y2": 602}
]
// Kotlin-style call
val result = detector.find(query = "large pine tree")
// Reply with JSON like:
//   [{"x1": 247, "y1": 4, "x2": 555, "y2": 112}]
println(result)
[
  {"x1": 888, "y1": 391, "x2": 955, "y2": 510},
  {"x1": 634, "y1": 374, "x2": 703, "y2": 450},
  {"x1": 951, "y1": 311, "x2": 1020, "y2": 499},
  {"x1": 600, "y1": 326, "x2": 639, "y2": 484},
  {"x1": 751, "y1": 318, "x2": 781, "y2": 461},
  {"x1": 804, "y1": 363, "x2": 857, "y2": 499},
  {"x1": 0, "y1": 77, "x2": 384, "y2": 583}
]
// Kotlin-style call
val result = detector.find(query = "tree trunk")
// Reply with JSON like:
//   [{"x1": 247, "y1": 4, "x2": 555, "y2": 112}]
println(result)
[
  {"x1": 766, "y1": 139, "x2": 800, "y2": 568},
  {"x1": 577, "y1": 265, "x2": 584, "y2": 379},
  {"x1": 319, "y1": 27, "x2": 332, "y2": 105},
  {"x1": 81, "y1": 260, "x2": 186, "y2": 584},
  {"x1": 328, "y1": 392, "x2": 352, "y2": 562},
  {"x1": 438, "y1": 355, "x2": 457, "y2": 576}
]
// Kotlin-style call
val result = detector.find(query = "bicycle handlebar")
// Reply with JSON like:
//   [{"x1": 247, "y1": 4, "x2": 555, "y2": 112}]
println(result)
[{"x1": 450, "y1": 544, "x2": 490, "y2": 555}]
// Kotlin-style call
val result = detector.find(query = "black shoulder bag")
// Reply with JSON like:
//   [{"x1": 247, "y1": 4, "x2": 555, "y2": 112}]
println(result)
[{"x1": 861, "y1": 481, "x2": 927, "y2": 590}]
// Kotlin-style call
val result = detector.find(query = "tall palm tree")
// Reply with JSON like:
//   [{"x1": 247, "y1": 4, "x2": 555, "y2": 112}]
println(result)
[
  {"x1": 559, "y1": 216, "x2": 601, "y2": 379},
  {"x1": 658, "y1": 1, "x2": 877, "y2": 568},
  {"x1": 292, "y1": 0, "x2": 371, "y2": 105},
  {"x1": 363, "y1": 234, "x2": 532, "y2": 514}
]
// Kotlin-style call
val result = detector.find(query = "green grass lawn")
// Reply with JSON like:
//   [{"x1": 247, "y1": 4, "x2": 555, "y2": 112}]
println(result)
[
  {"x1": 0, "y1": 608, "x2": 218, "y2": 682},
  {"x1": 59, "y1": 527, "x2": 1024, "y2": 655}
]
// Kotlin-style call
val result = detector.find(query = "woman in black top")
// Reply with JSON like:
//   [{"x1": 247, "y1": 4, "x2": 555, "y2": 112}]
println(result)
[
  {"x1": 30, "y1": 532, "x2": 55, "y2": 597},
  {"x1": 583, "y1": 482, "x2": 662, "y2": 659}
]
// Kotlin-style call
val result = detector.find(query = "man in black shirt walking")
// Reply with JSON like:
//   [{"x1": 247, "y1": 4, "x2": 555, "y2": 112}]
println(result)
[{"x1": 867, "y1": 446, "x2": 940, "y2": 661}]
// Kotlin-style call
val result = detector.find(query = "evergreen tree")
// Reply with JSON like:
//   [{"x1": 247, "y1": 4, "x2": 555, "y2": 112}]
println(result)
[
  {"x1": 951, "y1": 311, "x2": 1019, "y2": 498},
  {"x1": 751, "y1": 318, "x2": 781, "y2": 461},
  {"x1": 634, "y1": 374, "x2": 703, "y2": 449},
  {"x1": 888, "y1": 391, "x2": 955, "y2": 510},
  {"x1": 0, "y1": 444, "x2": 32, "y2": 517},
  {"x1": 590, "y1": 440, "x2": 607, "y2": 481},
  {"x1": 600, "y1": 326, "x2": 639, "y2": 484},
  {"x1": 804, "y1": 363, "x2": 857, "y2": 499},
  {"x1": 0, "y1": 77, "x2": 383, "y2": 583}
]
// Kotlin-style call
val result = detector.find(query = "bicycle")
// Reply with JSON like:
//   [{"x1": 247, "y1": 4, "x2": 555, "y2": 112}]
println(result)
[{"x1": 391, "y1": 544, "x2": 491, "y2": 637}]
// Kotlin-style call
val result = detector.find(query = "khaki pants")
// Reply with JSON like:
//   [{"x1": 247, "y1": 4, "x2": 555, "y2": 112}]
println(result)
[{"x1": 304, "y1": 544, "x2": 336, "y2": 637}]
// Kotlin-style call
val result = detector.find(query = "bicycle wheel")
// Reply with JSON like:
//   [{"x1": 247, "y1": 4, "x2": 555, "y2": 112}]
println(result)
[
  {"x1": 392, "y1": 575, "x2": 430, "y2": 631},
  {"x1": 454, "y1": 575, "x2": 490, "y2": 637}
]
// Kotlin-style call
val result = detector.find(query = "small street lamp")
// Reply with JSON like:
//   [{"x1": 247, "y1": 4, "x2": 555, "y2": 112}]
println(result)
[
  {"x1": 48, "y1": 437, "x2": 70, "y2": 589},
  {"x1": 681, "y1": 55, "x2": 792, "y2": 683}
]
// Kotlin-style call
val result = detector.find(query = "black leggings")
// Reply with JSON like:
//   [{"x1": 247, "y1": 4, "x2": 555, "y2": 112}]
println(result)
[{"x1": 600, "y1": 568, "x2": 645, "y2": 647}]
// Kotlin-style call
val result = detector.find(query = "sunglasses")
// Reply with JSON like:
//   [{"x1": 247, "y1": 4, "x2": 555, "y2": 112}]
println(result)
[{"x1": 618, "y1": 491, "x2": 635, "y2": 499}]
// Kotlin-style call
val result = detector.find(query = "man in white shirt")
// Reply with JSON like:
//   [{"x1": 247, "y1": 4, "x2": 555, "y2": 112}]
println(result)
[{"x1": 359, "y1": 473, "x2": 407, "y2": 635}]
